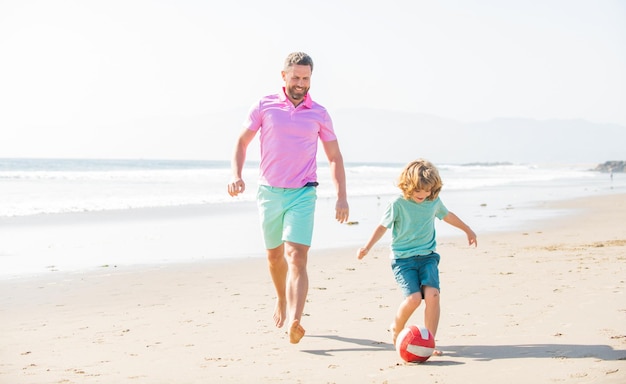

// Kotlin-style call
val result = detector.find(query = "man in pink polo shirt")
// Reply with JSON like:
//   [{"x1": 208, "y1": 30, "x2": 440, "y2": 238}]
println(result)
[{"x1": 228, "y1": 52, "x2": 349, "y2": 344}]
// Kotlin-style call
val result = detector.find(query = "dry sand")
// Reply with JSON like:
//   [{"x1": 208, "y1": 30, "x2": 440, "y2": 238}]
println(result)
[{"x1": 1, "y1": 194, "x2": 625, "y2": 383}]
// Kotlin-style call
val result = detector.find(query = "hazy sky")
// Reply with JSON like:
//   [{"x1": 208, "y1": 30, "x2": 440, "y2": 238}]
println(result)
[{"x1": 1, "y1": 0, "x2": 625, "y2": 160}]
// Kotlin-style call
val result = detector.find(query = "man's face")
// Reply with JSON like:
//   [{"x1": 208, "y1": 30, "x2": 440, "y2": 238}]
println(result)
[{"x1": 281, "y1": 64, "x2": 312, "y2": 105}]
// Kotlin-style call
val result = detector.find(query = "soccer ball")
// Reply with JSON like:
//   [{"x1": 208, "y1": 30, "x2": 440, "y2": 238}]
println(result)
[{"x1": 395, "y1": 325, "x2": 436, "y2": 363}]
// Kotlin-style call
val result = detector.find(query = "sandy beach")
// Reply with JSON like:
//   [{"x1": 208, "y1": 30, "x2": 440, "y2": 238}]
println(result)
[{"x1": 1, "y1": 194, "x2": 625, "y2": 383}]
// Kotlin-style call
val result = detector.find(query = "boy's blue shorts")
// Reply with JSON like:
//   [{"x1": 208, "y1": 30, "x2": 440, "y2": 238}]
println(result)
[
  {"x1": 391, "y1": 252, "x2": 441, "y2": 297},
  {"x1": 256, "y1": 185, "x2": 317, "y2": 249}
]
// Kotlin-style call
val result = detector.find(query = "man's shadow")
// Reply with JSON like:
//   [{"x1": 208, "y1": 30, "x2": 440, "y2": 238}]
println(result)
[
  {"x1": 301, "y1": 334, "x2": 394, "y2": 356},
  {"x1": 302, "y1": 335, "x2": 626, "y2": 363}
]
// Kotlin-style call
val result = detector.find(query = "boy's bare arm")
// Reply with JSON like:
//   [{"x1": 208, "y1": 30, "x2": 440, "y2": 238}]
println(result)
[
  {"x1": 357, "y1": 225, "x2": 388, "y2": 259},
  {"x1": 443, "y1": 212, "x2": 477, "y2": 247}
]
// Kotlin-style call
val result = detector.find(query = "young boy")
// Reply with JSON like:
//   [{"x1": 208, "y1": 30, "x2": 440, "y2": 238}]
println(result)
[{"x1": 357, "y1": 159, "x2": 477, "y2": 355}]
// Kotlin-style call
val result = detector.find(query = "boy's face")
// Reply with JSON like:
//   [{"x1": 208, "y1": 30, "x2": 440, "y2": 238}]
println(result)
[{"x1": 410, "y1": 189, "x2": 431, "y2": 204}]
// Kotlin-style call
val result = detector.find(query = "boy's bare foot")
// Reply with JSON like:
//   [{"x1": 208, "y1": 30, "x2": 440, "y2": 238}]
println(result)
[
  {"x1": 273, "y1": 299, "x2": 287, "y2": 328},
  {"x1": 389, "y1": 322, "x2": 400, "y2": 345},
  {"x1": 433, "y1": 349, "x2": 443, "y2": 356},
  {"x1": 288, "y1": 319, "x2": 305, "y2": 344}
]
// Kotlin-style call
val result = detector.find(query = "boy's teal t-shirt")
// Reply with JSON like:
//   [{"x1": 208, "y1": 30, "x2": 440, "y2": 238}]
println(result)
[{"x1": 380, "y1": 195, "x2": 449, "y2": 259}]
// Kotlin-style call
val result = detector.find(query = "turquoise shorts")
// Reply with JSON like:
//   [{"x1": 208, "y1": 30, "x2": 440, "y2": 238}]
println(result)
[
  {"x1": 256, "y1": 185, "x2": 317, "y2": 249},
  {"x1": 391, "y1": 252, "x2": 440, "y2": 297}
]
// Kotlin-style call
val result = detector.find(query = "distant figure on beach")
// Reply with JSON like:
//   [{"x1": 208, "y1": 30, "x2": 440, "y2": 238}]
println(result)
[
  {"x1": 228, "y1": 52, "x2": 349, "y2": 344},
  {"x1": 357, "y1": 159, "x2": 476, "y2": 355}
]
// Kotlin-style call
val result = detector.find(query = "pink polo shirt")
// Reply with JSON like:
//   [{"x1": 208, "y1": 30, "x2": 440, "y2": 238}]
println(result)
[{"x1": 244, "y1": 88, "x2": 337, "y2": 188}]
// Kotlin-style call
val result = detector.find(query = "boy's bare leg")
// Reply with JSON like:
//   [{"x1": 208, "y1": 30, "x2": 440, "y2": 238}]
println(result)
[
  {"x1": 392, "y1": 292, "x2": 422, "y2": 343},
  {"x1": 423, "y1": 286, "x2": 443, "y2": 356},
  {"x1": 267, "y1": 244, "x2": 287, "y2": 328},
  {"x1": 285, "y1": 241, "x2": 309, "y2": 344}
]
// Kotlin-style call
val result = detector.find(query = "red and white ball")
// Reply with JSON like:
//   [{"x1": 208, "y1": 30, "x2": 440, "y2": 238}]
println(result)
[{"x1": 395, "y1": 325, "x2": 436, "y2": 363}]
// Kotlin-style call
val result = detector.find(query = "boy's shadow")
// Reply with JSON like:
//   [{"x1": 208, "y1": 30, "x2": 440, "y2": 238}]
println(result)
[
  {"x1": 443, "y1": 344, "x2": 626, "y2": 361},
  {"x1": 302, "y1": 335, "x2": 626, "y2": 364}
]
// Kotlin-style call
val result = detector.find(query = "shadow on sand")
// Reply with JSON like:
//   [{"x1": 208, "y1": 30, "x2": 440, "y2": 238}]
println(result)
[
  {"x1": 442, "y1": 344, "x2": 626, "y2": 361},
  {"x1": 301, "y1": 334, "x2": 395, "y2": 356},
  {"x1": 301, "y1": 334, "x2": 626, "y2": 363}
]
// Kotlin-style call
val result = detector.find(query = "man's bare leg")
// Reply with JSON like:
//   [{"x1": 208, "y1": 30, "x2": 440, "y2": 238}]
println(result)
[
  {"x1": 267, "y1": 244, "x2": 287, "y2": 328},
  {"x1": 285, "y1": 241, "x2": 309, "y2": 344}
]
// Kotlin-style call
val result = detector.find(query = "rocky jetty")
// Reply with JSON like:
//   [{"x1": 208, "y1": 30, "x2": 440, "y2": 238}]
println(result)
[{"x1": 594, "y1": 161, "x2": 625, "y2": 173}]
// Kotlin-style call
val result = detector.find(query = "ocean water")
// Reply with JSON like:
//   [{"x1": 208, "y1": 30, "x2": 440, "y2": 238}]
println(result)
[
  {"x1": 1, "y1": 158, "x2": 621, "y2": 218},
  {"x1": 0, "y1": 159, "x2": 624, "y2": 218},
  {"x1": 0, "y1": 158, "x2": 623, "y2": 276}
]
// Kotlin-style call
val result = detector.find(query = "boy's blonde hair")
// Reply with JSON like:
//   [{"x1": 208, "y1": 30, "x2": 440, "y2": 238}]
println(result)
[{"x1": 397, "y1": 159, "x2": 443, "y2": 201}]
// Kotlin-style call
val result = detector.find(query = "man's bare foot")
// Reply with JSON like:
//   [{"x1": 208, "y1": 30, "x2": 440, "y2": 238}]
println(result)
[
  {"x1": 432, "y1": 349, "x2": 443, "y2": 356},
  {"x1": 288, "y1": 319, "x2": 305, "y2": 344},
  {"x1": 273, "y1": 299, "x2": 287, "y2": 328}
]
